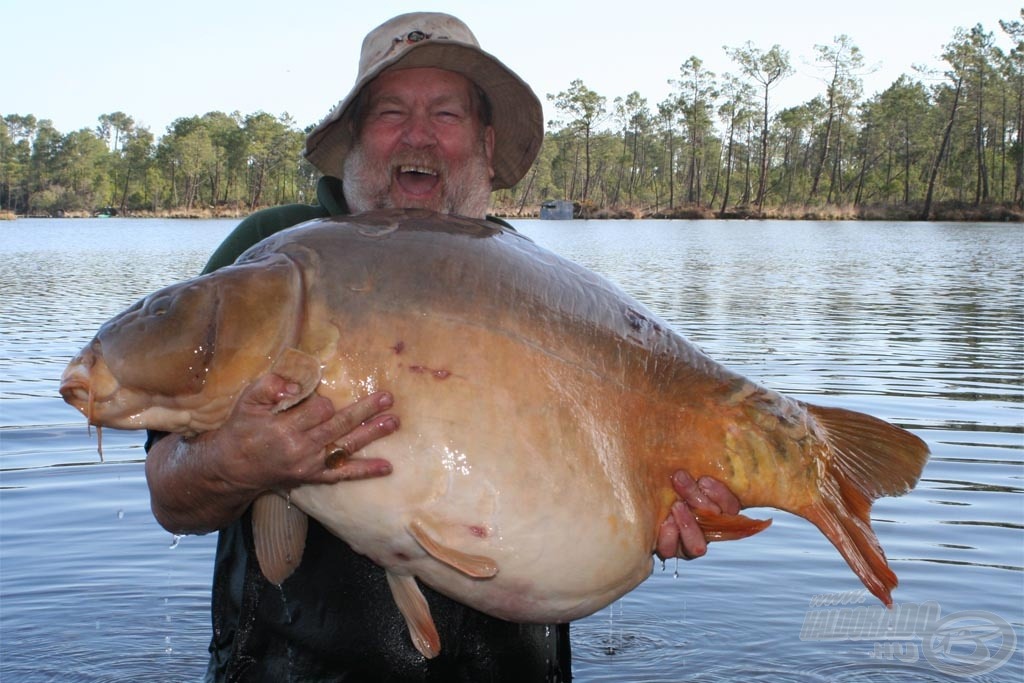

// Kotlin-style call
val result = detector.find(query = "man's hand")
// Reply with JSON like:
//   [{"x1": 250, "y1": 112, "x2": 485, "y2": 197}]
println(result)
[
  {"x1": 145, "y1": 375, "x2": 398, "y2": 535},
  {"x1": 655, "y1": 472, "x2": 741, "y2": 560},
  {"x1": 210, "y1": 374, "x2": 397, "y2": 493}
]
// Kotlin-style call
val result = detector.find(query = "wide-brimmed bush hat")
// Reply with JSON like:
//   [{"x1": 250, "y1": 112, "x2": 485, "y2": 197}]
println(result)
[{"x1": 304, "y1": 12, "x2": 543, "y2": 190}]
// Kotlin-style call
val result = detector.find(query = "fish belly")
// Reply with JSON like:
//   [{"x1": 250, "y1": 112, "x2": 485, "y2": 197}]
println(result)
[{"x1": 289, "y1": 314, "x2": 658, "y2": 622}]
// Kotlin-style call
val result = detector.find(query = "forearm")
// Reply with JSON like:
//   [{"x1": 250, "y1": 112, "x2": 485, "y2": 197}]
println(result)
[{"x1": 145, "y1": 432, "x2": 258, "y2": 535}]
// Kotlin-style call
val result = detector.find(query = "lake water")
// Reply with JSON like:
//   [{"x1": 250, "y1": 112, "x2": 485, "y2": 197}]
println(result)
[{"x1": 1, "y1": 217, "x2": 1022, "y2": 682}]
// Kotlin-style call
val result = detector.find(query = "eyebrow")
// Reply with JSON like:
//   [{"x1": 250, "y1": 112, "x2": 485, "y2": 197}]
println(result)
[
  {"x1": 351, "y1": 83, "x2": 491, "y2": 133},
  {"x1": 369, "y1": 92, "x2": 471, "y2": 109}
]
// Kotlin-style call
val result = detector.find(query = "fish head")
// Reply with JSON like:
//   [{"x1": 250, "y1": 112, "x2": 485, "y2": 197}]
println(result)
[{"x1": 60, "y1": 254, "x2": 304, "y2": 434}]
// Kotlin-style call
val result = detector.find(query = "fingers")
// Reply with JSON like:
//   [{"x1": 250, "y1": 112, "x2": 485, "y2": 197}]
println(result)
[
  {"x1": 325, "y1": 413, "x2": 400, "y2": 469},
  {"x1": 655, "y1": 515, "x2": 680, "y2": 560},
  {"x1": 656, "y1": 472, "x2": 742, "y2": 561},
  {"x1": 696, "y1": 475, "x2": 741, "y2": 515},
  {"x1": 655, "y1": 501, "x2": 708, "y2": 560},
  {"x1": 669, "y1": 472, "x2": 743, "y2": 515},
  {"x1": 307, "y1": 391, "x2": 394, "y2": 447},
  {"x1": 242, "y1": 372, "x2": 302, "y2": 408},
  {"x1": 318, "y1": 457, "x2": 393, "y2": 484},
  {"x1": 303, "y1": 392, "x2": 398, "y2": 486},
  {"x1": 670, "y1": 471, "x2": 721, "y2": 514},
  {"x1": 671, "y1": 501, "x2": 708, "y2": 559},
  {"x1": 226, "y1": 387, "x2": 398, "y2": 492}
]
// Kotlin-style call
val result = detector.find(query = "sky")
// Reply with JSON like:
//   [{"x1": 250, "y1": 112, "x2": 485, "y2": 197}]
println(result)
[{"x1": 5, "y1": 1, "x2": 1018, "y2": 138}]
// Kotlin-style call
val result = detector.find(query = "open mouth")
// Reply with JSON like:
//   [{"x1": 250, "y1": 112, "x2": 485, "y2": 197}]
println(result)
[{"x1": 395, "y1": 165, "x2": 440, "y2": 196}]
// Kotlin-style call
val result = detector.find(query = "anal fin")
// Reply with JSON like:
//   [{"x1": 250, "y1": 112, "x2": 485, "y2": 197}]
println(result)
[
  {"x1": 386, "y1": 571, "x2": 441, "y2": 659},
  {"x1": 252, "y1": 492, "x2": 308, "y2": 585},
  {"x1": 695, "y1": 509, "x2": 773, "y2": 542},
  {"x1": 408, "y1": 516, "x2": 498, "y2": 578}
]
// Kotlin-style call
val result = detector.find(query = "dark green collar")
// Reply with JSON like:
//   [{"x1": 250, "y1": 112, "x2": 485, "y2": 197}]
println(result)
[{"x1": 316, "y1": 176, "x2": 350, "y2": 216}]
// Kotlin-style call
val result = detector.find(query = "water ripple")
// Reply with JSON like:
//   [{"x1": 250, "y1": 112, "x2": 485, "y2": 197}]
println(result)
[{"x1": 3, "y1": 218, "x2": 1021, "y2": 682}]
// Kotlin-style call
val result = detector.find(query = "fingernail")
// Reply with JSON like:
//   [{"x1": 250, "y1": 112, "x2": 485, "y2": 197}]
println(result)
[
  {"x1": 284, "y1": 382, "x2": 301, "y2": 395},
  {"x1": 380, "y1": 416, "x2": 399, "y2": 431},
  {"x1": 673, "y1": 471, "x2": 693, "y2": 486},
  {"x1": 377, "y1": 392, "x2": 393, "y2": 408}
]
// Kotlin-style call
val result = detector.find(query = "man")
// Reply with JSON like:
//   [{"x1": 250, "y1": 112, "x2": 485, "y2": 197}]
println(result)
[{"x1": 146, "y1": 12, "x2": 740, "y2": 682}]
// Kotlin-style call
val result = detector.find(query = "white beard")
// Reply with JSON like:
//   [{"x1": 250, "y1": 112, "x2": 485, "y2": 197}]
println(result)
[{"x1": 342, "y1": 141, "x2": 492, "y2": 218}]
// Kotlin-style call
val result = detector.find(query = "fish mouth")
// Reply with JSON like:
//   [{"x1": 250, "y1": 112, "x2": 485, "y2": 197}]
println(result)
[
  {"x1": 59, "y1": 363, "x2": 100, "y2": 420},
  {"x1": 58, "y1": 377, "x2": 92, "y2": 407},
  {"x1": 59, "y1": 363, "x2": 108, "y2": 459}
]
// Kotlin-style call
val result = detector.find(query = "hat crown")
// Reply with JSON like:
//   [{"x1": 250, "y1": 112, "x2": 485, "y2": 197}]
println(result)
[{"x1": 359, "y1": 13, "x2": 480, "y2": 77}]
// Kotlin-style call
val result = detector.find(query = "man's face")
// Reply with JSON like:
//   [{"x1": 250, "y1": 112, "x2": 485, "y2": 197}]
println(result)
[{"x1": 343, "y1": 67, "x2": 496, "y2": 218}]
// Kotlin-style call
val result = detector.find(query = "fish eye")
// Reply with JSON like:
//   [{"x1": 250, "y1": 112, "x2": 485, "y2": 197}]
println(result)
[{"x1": 147, "y1": 293, "x2": 172, "y2": 316}]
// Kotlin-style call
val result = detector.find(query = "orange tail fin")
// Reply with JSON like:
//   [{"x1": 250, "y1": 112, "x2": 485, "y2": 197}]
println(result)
[{"x1": 800, "y1": 404, "x2": 929, "y2": 606}]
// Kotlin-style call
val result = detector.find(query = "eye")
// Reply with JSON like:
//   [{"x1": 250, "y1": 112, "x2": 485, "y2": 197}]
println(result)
[
  {"x1": 435, "y1": 108, "x2": 466, "y2": 123},
  {"x1": 147, "y1": 293, "x2": 172, "y2": 316},
  {"x1": 370, "y1": 103, "x2": 407, "y2": 122}
]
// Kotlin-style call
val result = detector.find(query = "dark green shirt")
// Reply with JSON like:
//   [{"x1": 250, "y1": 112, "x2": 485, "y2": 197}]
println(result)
[{"x1": 163, "y1": 177, "x2": 571, "y2": 682}]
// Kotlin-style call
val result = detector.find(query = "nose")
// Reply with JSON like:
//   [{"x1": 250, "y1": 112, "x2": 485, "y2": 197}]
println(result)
[{"x1": 400, "y1": 110, "x2": 437, "y2": 148}]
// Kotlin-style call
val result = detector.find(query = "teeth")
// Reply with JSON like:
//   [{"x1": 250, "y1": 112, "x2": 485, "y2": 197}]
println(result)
[{"x1": 399, "y1": 165, "x2": 438, "y2": 176}]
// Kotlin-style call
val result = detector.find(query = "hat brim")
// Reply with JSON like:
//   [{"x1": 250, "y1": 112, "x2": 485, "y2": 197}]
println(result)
[{"x1": 304, "y1": 41, "x2": 543, "y2": 191}]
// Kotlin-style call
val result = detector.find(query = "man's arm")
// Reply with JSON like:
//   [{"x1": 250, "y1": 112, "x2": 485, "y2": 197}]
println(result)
[{"x1": 145, "y1": 374, "x2": 397, "y2": 535}]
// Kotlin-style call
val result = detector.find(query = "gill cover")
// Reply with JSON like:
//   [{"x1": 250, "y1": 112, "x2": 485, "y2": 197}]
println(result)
[{"x1": 96, "y1": 254, "x2": 304, "y2": 398}]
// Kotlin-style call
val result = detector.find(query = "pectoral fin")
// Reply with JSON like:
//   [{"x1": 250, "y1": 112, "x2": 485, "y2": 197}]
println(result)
[
  {"x1": 386, "y1": 571, "x2": 441, "y2": 659},
  {"x1": 270, "y1": 348, "x2": 322, "y2": 413},
  {"x1": 408, "y1": 516, "x2": 498, "y2": 578},
  {"x1": 251, "y1": 492, "x2": 308, "y2": 585}
]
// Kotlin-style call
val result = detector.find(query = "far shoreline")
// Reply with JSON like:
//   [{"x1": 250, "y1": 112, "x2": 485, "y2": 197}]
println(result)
[{"x1": 2, "y1": 201, "x2": 1021, "y2": 223}]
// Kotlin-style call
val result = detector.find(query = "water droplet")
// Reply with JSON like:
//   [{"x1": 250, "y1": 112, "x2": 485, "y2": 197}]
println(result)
[
  {"x1": 169, "y1": 534, "x2": 181, "y2": 549},
  {"x1": 116, "y1": 509, "x2": 125, "y2": 520}
]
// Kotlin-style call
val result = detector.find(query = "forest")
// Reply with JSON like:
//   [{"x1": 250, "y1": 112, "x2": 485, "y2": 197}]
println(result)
[{"x1": 2, "y1": 15, "x2": 1022, "y2": 221}]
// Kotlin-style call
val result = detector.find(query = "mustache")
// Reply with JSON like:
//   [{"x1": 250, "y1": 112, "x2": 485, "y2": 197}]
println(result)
[{"x1": 389, "y1": 150, "x2": 449, "y2": 176}]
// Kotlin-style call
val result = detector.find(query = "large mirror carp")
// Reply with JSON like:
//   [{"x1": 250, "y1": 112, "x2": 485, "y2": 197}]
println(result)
[{"x1": 61, "y1": 209, "x2": 929, "y2": 658}]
